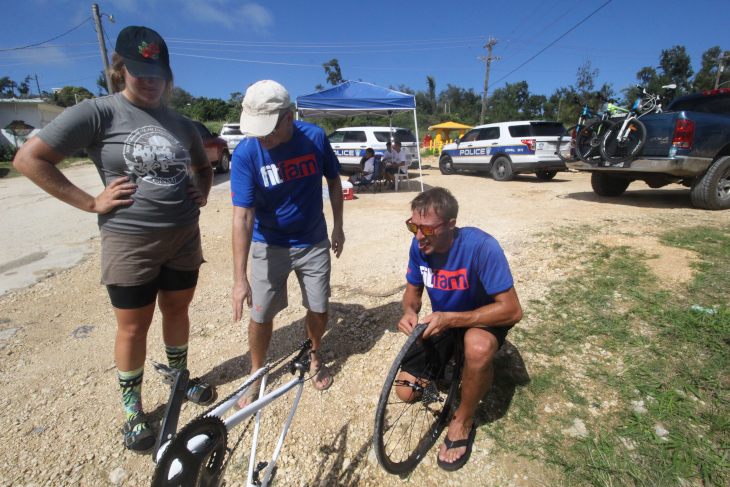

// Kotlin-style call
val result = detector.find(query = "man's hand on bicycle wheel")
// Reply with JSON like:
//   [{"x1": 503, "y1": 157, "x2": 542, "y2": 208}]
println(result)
[
  {"x1": 398, "y1": 312, "x2": 419, "y2": 336},
  {"x1": 420, "y1": 312, "x2": 449, "y2": 339}
]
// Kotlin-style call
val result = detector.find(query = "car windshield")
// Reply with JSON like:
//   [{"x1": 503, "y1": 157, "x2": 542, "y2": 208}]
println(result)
[
  {"x1": 668, "y1": 93, "x2": 730, "y2": 115},
  {"x1": 222, "y1": 127, "x2": 243, "y2": 136},
  {"x1": 374, "y1": 130, "x2": 417, "y2": 143}
]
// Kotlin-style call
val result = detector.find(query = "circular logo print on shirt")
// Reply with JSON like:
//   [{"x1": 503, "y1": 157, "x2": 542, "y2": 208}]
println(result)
[{"x1": 123, "y1": 126, "x2": 191, "y2": 186}]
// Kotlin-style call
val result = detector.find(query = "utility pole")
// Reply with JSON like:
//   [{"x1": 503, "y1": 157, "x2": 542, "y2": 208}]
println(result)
[
  {"x1": 713, "y1": 54, "x2": 730, "y2": 90},
  {"x1": 479, "y1": 36, "x2": 500, "y2": 125},
  {"x1": 92, "y1": 4, "x2": 114, "y2": 94},
  {"x1": 33, "y1": 74, "x2": 41, "y2": 96}
]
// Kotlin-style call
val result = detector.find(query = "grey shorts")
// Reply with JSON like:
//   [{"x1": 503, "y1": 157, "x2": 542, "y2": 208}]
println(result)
[
  {"x1": 100, "y1": 223, "x2": 205, "y2": 286},
  {"x1": 250, "y1": 238, "x2": 331, "y2": 323}
]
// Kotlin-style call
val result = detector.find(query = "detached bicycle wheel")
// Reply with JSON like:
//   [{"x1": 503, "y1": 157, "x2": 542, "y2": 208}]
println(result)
[
  {"x1": 575, "y1": 120, "x2": 614, "y2": 163},
  {"x1": 556, "y1": 125, "x2": 578, "y2": 163},
  {"x1": 373, "y1": 324, "x2": 463, "y2": 475},
  {"x1": 599, "y1": 119, "x2": 646, "y2": 164}
]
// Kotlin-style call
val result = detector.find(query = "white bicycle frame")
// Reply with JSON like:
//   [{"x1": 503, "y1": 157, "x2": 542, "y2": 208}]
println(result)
[{"x1": 155, "y1": 364, "x2": 307, "y2": 487}]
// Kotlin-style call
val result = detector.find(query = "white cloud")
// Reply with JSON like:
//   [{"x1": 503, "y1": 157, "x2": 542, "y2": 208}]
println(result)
[
  {"x1": 181, "y1": 0, "x2": 234, "y2": 29},
  {"x1": 238, "y1": 3, "x2": 274, "y2": 33}
]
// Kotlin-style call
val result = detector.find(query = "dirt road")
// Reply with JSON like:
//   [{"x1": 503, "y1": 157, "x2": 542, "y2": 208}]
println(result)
[{"x1": 0, "y1": 160, "x2": 725, "y2": 486}]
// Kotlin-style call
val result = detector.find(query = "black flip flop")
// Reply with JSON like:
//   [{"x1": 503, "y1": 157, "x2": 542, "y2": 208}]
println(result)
[{"x1": 437, "y1": 424, "x2": 477, "y2": 472}]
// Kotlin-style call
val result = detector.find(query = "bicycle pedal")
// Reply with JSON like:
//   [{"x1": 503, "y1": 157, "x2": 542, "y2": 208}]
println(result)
[{"x1": 150, "y1": 360, "x2": 179, "y2": 385}]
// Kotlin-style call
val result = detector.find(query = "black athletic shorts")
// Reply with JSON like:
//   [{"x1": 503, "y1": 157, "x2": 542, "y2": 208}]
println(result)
[
  {"x1": 401, "y1": 325, "x2": 513, "y2": 381},
  {"x1": 106, "y1": 266, "x2": 199, "y2": 310}
]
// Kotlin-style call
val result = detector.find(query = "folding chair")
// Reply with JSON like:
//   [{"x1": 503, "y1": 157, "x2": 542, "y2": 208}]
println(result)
[{"x1": 354, "y1": 158, "x2": 381, "y2": 194}]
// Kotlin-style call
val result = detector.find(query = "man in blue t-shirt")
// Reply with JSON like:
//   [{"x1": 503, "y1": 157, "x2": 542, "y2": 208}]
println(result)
[
  {"x1": 230, "y1": 80, "x2": 345, "y2": 407},
  {"x1": 398, "y1": 187, "x2": 522, "y2": 471}
]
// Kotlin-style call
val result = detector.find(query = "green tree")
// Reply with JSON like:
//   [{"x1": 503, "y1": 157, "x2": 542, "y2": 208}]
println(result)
[
  {"x1": 692, "y1": 46, "x2": 730, "y2": 92},
  {"x1": 323, "y1": 59, "x2": 343, "y2": 86},
  {"x1": 96, "y1": 70, "x2": 109, "y2": 96},
  {"x1": 659, "y1": 45, "x2": 694, "y2": 92},
  {"x1": 17, "y1": 76, "x2": 31, "y2": 95},
  {"x1": 54, "y1": 86, "x2": 94, "y2": 107}
]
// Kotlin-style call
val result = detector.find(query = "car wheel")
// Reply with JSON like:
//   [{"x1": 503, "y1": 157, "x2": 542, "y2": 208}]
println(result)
[
  {"x1": 591, "y1": 172, "x2": 630, "y2": 197},
  {"x1": 216, "y1": 151, "x2": 230, "y2": 174},
  {"x1": 690, "y1": 156, "x2": 730, "y2": 210},
  {"x1": 535, "y1": 170, "x2": 557, "y2": 181},
  {"x1": 439, "y1": 155, "x2": 456, "y2": 175},
  {"x1": 491, "y1": 156, "x2": 514, "y2": 181}
]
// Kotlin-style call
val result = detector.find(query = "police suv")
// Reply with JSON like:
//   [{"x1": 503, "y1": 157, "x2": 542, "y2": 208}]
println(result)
[
  {"x1": 327, "y1": 127, "x2": 418, "y2": 169},
  {"x1": 438, "y1": 121, "x2": 567, "y2": 181}
]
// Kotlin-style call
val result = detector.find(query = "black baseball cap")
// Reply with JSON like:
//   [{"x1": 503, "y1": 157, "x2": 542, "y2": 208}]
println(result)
[{"x1": 115, "y1": 26, "x2": 172, "y2": 81}]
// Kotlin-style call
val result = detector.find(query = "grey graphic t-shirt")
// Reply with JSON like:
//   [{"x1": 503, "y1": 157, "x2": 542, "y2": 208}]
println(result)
[{"x1": 37, "y1": 93, "x2": 207, "y2": 234}]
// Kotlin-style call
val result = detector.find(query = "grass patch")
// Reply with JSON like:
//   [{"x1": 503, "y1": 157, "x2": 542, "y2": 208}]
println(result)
[
  {"x1": 493, "y1": 225, "x2": 730, "y2": 486},
  {"x1": 0, "y1": 157, "x2": 93, "y2": 179}
]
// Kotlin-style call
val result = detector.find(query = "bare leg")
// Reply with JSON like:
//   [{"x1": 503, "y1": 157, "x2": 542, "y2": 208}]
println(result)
[
  {"x1": 305, "y1": 310, "x2": 332, "y2": 390},
  {"x1": 113, "y1": 302, "x2": 156, "y2": 372},
  {"x1": 237, "y1": 317, "x2": 273, "y2": 408},
  {"x1": 438, "y1": 328, "x2": 499, "y2": 464},
  {"x1": 158, "y1": 287, "x2": 196, "y2": 347}
]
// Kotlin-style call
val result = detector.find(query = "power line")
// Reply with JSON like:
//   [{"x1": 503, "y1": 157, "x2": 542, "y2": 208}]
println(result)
[
  {"x1": 169, "y1": 43, "x2": 476, "y2": 55},
  {"x1": 40, "y1": 75, "x2": 99, "y2": 88},
  {"x1": 490, "y1": 0, "x2": 614, "y2": 87},
  {"x1": 0, "y1": 18, "x2": 93, "y2": 51},
  {"x1": 0, "y1": 54, "x2": 99, "y2": 68},
  {"x1": 164, "y1": 36, "x2": 484, "y2": 48},
  {"x1": 0, "y1": 41, "x2": 98, "y2": 52}
]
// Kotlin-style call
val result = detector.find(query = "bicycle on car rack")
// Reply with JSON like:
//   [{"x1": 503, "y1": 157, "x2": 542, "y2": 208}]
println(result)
[
  {"x1": 599, "y1": 84, "x2": 677, "y2": 165},
  {"x1": 557, "y1": 94, "x2": 629, "y2": 164},
  {"x1": 372, "y1": 324, "x2": 464, "y2": 475},
  {"x1": 148, "y1": 338, "x2": 314, "y2": 487}
]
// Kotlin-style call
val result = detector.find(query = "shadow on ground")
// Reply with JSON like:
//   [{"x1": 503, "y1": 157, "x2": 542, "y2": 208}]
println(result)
[{"x1": 561, "y1": 188, "x2": 694, "y2": 209}]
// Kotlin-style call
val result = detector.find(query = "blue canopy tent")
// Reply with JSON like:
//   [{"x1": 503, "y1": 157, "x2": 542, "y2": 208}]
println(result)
[{"x1": 295, "y1": 81, "x2": 423, "y2": 191}]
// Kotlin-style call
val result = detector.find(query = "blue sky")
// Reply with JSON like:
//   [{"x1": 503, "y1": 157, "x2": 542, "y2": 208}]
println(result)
[{"x1": 1, "y1": 0, "x2": 727, "y2": 107}]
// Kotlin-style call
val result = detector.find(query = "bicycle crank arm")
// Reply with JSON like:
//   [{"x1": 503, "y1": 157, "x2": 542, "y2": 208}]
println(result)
[{"x1": 153, "y1": 368, "x2": 189, "y2": 461}]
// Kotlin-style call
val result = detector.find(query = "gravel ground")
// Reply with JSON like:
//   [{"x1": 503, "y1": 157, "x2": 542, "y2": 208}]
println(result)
[{"x1": 1, "y1": 159, "x2": 726, "y2": 487}]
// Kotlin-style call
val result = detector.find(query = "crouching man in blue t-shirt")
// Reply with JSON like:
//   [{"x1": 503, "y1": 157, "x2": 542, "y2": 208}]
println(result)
[
  {"x1": 398, "y1": 187, "x2": 522, "y2": 471},
  {"x1": 230, "y1": 80, "x2": 345, "y2": 408}
]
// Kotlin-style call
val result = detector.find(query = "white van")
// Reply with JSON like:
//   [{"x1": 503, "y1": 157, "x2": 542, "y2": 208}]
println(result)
[
  {"x1": 439, "y1": 121, "x2": 567, "y2": 181},
  {"x1": 327, "y1": 127, "x2": 419, "y2": 168}
]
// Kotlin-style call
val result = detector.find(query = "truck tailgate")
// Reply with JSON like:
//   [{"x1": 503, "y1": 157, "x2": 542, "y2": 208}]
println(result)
[{"x1": 638, "y1": 112, "x2": 678, "y2": 157}]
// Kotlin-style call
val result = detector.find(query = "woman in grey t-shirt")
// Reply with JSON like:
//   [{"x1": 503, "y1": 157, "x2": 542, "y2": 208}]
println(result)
[{"x1": 13, "y1": 26, "x2": 216, "y2": 454}]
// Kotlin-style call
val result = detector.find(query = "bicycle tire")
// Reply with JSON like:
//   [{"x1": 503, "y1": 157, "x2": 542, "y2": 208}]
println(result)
[
  {"x1": 599, "y1": 118, "x2": 646, "y2": 164},
  {"x1": 575, "y1": 120, "x2": 615, "y2": 163},
  {"x1": 373, "y1": 324, "x2": 463, "y2": 475},
  {"x1": 556, "y1": 125, "x2": 578, "y2": 163}
]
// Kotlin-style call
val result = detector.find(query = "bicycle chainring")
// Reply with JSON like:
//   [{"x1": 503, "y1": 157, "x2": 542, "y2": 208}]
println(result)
[{"x1": 151, "y1": 416, "x2": 228, "y2": 487}]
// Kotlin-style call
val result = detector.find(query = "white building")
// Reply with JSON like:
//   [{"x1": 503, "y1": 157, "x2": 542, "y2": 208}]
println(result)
[{"x1": 0, "y1": 99, "x2": 65, "y2": 147}]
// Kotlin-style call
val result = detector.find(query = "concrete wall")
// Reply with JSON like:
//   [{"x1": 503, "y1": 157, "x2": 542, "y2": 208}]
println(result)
[{"x1": 0, "y1": 101, "x2": 64, "y2": 147}]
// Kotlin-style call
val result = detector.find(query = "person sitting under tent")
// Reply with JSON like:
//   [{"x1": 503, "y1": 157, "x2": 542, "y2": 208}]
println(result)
[{"x1": 348, "y1": 148, "x2": 376, "y2": 184}]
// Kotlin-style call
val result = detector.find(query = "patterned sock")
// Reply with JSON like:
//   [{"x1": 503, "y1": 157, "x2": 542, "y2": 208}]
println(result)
[
  {"x1": 165, "y1": 343, "x2": 188, "y2": 371},
  {"x1": 117, "y1": 366, "x2": 147, "y2": 434},
  {"x1": 165, "y1": 343, "x2": 211, "y2": 403}
]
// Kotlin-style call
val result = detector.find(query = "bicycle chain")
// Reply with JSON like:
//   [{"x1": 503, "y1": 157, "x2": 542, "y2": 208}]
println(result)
[{"x1": 168, "y1": 338, "x2": 314, "y2": 483}]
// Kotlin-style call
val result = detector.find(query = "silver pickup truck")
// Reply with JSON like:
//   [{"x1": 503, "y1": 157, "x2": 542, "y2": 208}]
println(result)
[{"x1": 567, "y1": 88, "x2": 730, "y2": 210}]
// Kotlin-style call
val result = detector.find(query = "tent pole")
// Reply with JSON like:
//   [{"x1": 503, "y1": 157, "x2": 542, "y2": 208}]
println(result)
[{"x1": 412, "y1": 109, "x2": 423, "y2": 192}]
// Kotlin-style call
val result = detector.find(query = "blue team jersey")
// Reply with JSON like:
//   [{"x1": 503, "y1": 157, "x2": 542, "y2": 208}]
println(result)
[
  {"x1": 406, "y1": 227, "x2": 514, "y2": 312},
  {"x1": 231, "y1": 121, "x2": 341, "y2": 247}
]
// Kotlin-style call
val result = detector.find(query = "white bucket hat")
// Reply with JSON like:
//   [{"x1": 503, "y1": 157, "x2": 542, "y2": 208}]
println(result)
[{"x1": 239, "y1": 80, "x2": 291, "y2": 137}]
